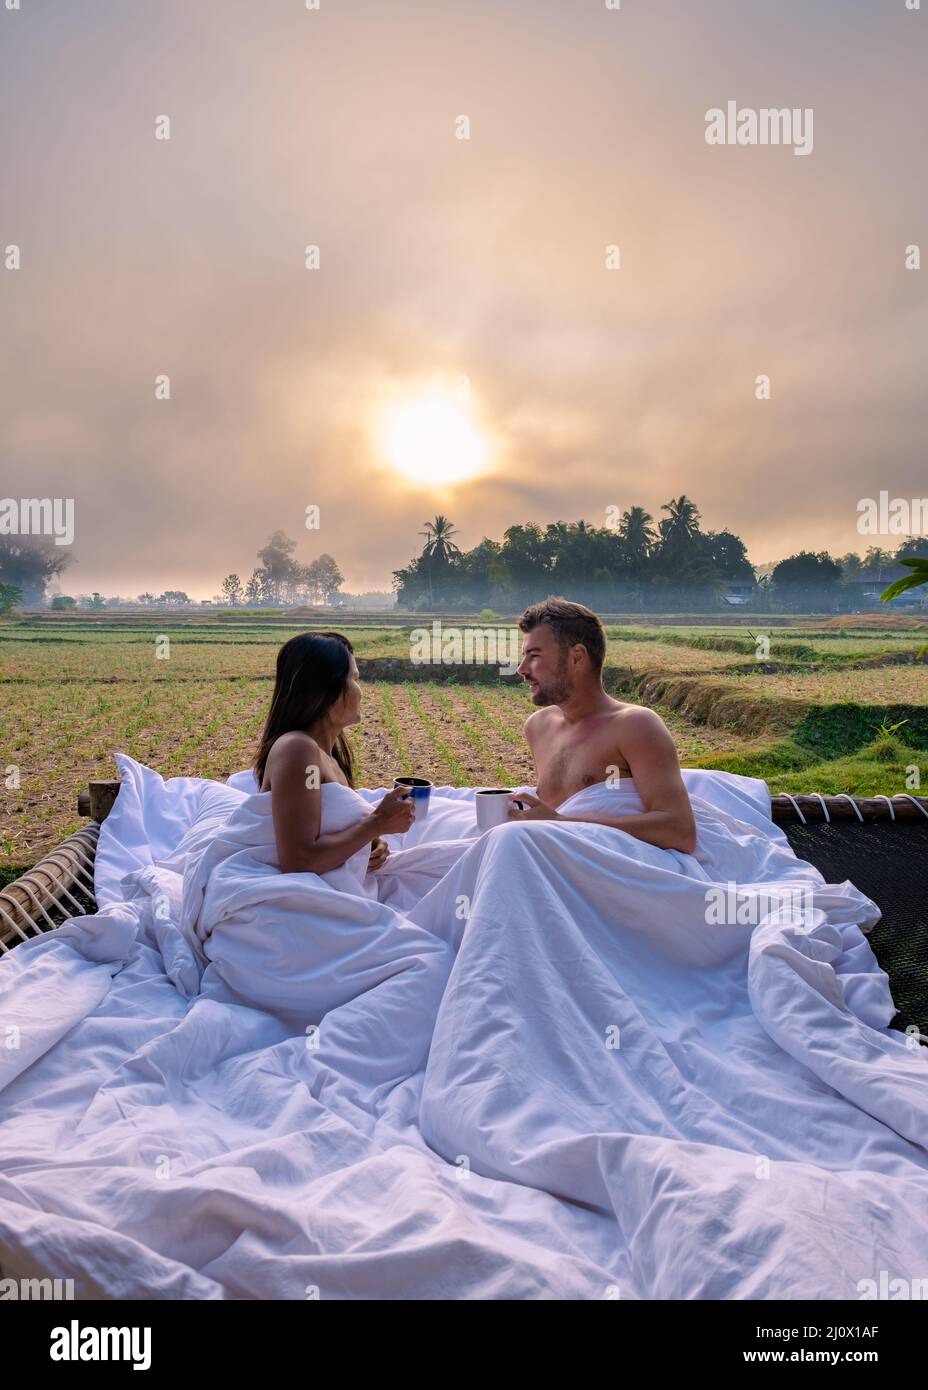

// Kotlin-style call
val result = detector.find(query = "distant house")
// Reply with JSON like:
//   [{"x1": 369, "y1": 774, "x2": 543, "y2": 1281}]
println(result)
[
  {"x1": 844, "y1": 568, "x2": 926, "y2": 606},
  {"x1": 721, "y1": 580, "x2": 756, "y2": 606}
]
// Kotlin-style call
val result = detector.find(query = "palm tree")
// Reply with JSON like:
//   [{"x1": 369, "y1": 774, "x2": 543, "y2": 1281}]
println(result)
[
  {"x1": 419, "y1": 515, "x2": 460, "y2": 562},
  {"x1": 656, "y1": 496, "x2": 708, "y2": 609},
  {"x1": 659, "y1": 495, "x2": 702, "y2": 552},
  {"x1": 419, "y1": 516, "x2": 461, "y2": 603},
  {"x1": 616, "y1": 507, "x2": 656, "y2": 608},
  {"x1": 617, "y1": 507, "x2": 656, "y2": 563}
]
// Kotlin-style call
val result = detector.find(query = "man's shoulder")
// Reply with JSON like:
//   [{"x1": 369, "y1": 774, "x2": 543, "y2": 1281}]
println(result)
[
  {"x1": 612, "y1": 699, "x2": 661, "y2": 721},
  {"x1": 523, "y1": 706, "x2": 557, "y2": 737},
  {"x1": 611, "y1": 702, "x2": 674, "y2": 743}
]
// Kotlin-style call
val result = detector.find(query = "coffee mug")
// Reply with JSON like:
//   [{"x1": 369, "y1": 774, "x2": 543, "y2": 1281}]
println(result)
[
  {"x1": 394, "y1": 776, "x2": 432, "y2": 821},
  {"x1": 475, "y1": 788, "x2": 519, "y2": 831}
]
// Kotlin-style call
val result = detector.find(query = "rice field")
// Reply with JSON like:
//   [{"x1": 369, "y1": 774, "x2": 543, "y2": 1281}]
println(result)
[
  {"x1": 720, "y1": 667, "x2": 928, "y2": 703},
  {"x1": 0, "y1": 631, "x2": 760, "y2": 680},
  {"x1": 2, "y1": 613, "x2": 926, "y2": 870}
]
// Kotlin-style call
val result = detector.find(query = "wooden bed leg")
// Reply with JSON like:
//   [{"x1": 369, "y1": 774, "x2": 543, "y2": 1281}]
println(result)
[{"x1": 76, "y1": 780, "x2": 122, "y2": 823}]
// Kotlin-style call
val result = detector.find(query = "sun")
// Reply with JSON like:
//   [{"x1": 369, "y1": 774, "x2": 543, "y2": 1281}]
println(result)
[{"x1": 383, "y1": 396, "x2": 490, "y2": 486}]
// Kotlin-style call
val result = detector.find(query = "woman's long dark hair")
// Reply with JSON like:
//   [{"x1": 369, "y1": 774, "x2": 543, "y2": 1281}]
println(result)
[{"x1": 254, "y1": 632, "x2": 356, "y2": 789}]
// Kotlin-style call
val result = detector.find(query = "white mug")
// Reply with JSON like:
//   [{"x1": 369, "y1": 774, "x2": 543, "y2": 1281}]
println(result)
[{"x1": 475, "y1": 788, "x2": 517, "y2": 832}]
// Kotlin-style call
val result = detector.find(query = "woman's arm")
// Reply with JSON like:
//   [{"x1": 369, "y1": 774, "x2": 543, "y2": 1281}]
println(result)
[{"x1": 267, "y1": 733, "x2": 413, "y2": 874}]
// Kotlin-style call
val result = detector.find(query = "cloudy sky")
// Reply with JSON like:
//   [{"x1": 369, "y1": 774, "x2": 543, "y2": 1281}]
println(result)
[{"x1": 1, "y1": 0, "x2": 925, "y2": 598}]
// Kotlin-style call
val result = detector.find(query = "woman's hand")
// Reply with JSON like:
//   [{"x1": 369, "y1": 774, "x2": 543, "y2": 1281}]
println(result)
[
  {"x1": 507, "y1": 793, "x2": 561, "y2": 821},
  {"x1": 370, "y1": 785, "x2": 417, "y2": 836},
  {"x1": 367, "y1": 837, "x2": 390, "y2": 871}
]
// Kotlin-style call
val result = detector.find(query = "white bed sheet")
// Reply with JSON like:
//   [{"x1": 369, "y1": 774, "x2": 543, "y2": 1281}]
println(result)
[{"x1": 1, "y1": 754, "x2": 926, "y2": 1300}]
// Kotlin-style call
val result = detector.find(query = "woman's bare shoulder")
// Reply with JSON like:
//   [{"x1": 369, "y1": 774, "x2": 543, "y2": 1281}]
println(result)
[
  {"x1": 267, "y1": 730, "x2": 321, "y2": 758},
  {"x1": 265, "y1": 731, "x2": 324, "y2": 783}
]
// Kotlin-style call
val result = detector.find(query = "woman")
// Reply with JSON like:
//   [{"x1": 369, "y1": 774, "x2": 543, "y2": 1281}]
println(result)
[
  {"x1": 174, "y1": 631, "x2": 454, "y2": 1030},
  {"x1": 254, "y1": 631, "x2": 414, "y2": 875}
]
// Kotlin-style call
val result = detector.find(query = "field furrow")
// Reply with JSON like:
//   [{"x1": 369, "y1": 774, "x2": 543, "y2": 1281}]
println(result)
[{"x1": 2, "y1": 615, "x2": 925, "y2": 869}]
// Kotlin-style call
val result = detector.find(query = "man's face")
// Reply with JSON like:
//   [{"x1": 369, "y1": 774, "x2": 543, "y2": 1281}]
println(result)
[{"x1": 517, "y1": 624, "x2": 573, "y2": 706}]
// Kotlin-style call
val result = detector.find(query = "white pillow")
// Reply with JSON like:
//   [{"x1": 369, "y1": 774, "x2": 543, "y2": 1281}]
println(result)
[
  {"x1": 227, "y1": 768, "x2": 260, "y2": 793},
  {"x1": 154, "y1": 780, "x2": 248, "y2": 873}
]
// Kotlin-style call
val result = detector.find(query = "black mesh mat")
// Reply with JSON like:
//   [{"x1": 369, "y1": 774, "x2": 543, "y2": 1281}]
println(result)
[{"x1": 784, "y1": 818, "x2": 928, "y2": 1038}]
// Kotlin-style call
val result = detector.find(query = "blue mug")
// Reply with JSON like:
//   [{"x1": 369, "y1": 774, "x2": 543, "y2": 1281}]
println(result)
[{"x1": 393, "y1": 776, "x2": 432, "y2": 821}]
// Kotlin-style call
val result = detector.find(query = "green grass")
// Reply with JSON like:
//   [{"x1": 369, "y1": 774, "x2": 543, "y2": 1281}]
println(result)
[
  {"x1": 673, "y1": 703, "x2": 928, "y2": 781},
  {"x1": 406, "y1": 685, "x2": 469, "y2": 784},
  {"x1": 2, "y1": 614, "x2": 925, "y2": 867},
  {"x1": 376, "y1": 686, "x2": 412, "y2": 779}
]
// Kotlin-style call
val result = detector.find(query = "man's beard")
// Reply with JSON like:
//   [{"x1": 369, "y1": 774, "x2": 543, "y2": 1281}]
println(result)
[{"x1": 529, "y1": 654, "x2": 571, "y2": 706}]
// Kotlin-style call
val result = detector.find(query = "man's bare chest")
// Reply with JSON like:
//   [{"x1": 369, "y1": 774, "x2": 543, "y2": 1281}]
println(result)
[{"x1": 534, "y1": 733, "x2": 631, "y2": 803}]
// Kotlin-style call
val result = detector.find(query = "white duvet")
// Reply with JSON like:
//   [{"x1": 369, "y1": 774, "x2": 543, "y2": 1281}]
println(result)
[{"x1": 1, "y1": 752, "x2": 926, "y2": 1300}]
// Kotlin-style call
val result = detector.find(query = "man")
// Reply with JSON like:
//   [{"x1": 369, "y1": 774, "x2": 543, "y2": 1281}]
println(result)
[{"x1": 510, "y1": 596, "x2": 698, "y2": 854}]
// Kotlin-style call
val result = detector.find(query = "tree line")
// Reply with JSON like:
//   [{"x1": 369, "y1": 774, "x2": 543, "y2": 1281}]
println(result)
[
  {"x1": 2, "y1": 501, "x2": 927, "y2": 615},
  {"x1": 216, "y1": 532, "x2": 343, "y2": 607},
  {"x1": 0, "y1": 530, "x2": 344, "y2": 611},
  {"x1": 391, "y1": 497, "x2": 928, "y2": 612}
]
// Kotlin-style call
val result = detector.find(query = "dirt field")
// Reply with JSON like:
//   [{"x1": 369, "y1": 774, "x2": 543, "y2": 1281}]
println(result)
[{"x1": 2, "y1": 614, "x2": 926, "y2": 869}]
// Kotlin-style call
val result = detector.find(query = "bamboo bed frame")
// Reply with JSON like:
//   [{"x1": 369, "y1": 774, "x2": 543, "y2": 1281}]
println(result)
[{"x1": 2, "y1": 781, "x2": 927, "y2": 976}]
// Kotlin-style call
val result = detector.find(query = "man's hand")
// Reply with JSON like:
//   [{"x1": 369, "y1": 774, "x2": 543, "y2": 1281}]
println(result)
[
  {"x1": 507, "y1": 793, "x2": 561, "y2": 821},
  {"x1": 368, "y1": 837, "x2": 390, "y2": 870}
]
